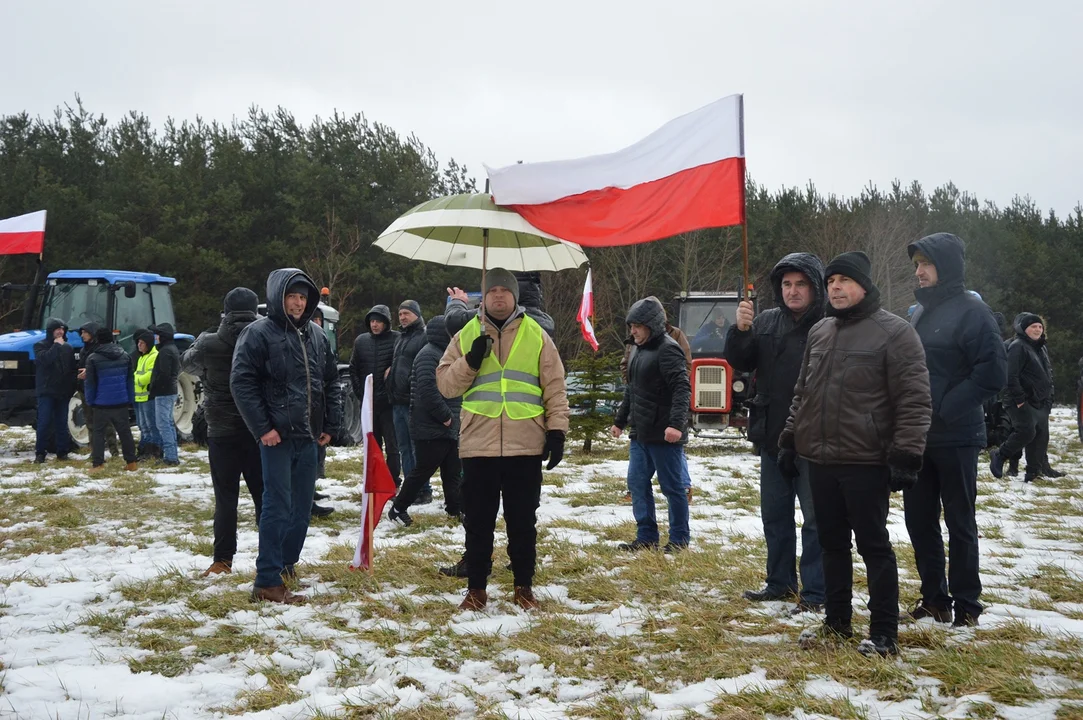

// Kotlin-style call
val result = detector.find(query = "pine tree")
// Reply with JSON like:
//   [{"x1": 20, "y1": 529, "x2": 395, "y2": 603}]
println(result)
[{"x1": 566, "y1": 351, "x2": 623, "y2": 454}]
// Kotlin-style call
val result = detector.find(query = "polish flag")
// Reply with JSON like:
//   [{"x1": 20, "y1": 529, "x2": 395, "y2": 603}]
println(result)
[
  {"x1": 0, "y1": 210, "x2": 47, "y2": 255},
  {"x1": 486, "y1": 95, "x2": 744, "y2": 247},
  {"x1": 577, "y1": 268, "x2": 599, "y2": 351},
  {"x1": 351, "y1": 374, "x2": 397, "y2": 571}
]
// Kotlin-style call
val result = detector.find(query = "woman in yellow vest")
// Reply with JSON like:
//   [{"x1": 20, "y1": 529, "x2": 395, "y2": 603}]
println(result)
[
  {"x1": 133, "y1": 328, "x2": 161, "y2": 460},
  {"x1": 436, "y1": 268, "x2": 571, "y2": 612}
]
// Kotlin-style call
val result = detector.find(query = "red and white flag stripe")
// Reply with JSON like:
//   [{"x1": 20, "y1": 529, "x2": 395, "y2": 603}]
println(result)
[
  {"x1": 486, "y1": 95, "x2": 744, "y2": 247},
  {"x1": 577, "y1": 268, "x2": 599, "y2": 351},
  {"x1": 0, "y1": 210, "x2": 47, "y2": 256},
  {"x1": 351, "y1": 374, "x2": 397, "y2": 571}
]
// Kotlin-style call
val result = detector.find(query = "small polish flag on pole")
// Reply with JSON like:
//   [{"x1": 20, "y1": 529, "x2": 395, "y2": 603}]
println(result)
[
  {"x1": 350, "y1": 374, "x2": 397, "y2": 571},
  {"x1": 577, "y1": 268, "x2": 599, "y2": 351},
  {"x1": 0, "y1": 210, "x2": 47, "y2": 256}
]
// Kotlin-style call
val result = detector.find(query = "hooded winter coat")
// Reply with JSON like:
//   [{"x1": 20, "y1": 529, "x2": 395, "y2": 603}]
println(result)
[
  {"x1": 409, "y1": 315, "x2": 462, "y2": 441},
  {"x1": 149, "y1": 323, "x2": 181, "y2": 398},
  {"x1": 907, "y1": 233, "x2": 1007, "y2": 448},
  {"x1": 230, "y1": 269, "x2": 343, "y2": 442},
  {"x1": 348, "y1": 305, "x2": 399, "y2": 410},
  {"x1": 182, "y1": 288, "x2": 259, "y2": 438},
  {"x1": 387, "y1": 313, "x2": 427, "y2": 406},
  {"x1": 724, "y1": 252, "x2": 826, "y2": 455},
  {"x1": 85, "y1": 341, "x2": 135, "y2": 409},
  {"x1": 1005, "y1": 314, "x2": 1054, "y2": 409},
  {"x1": 34, "y1": 318, "x2": 77, "y2": 399},
  {"x1": 76, "y1": 321, "x2": 102, "y2": 377},
  {"x1": 614, "y1": 298, "x2": 692, "y2": 444}
]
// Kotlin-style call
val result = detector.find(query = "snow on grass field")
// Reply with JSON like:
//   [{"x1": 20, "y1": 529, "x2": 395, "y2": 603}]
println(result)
[{"x1": 1, "y1": 411, "x2": 1082, "y2": 719}]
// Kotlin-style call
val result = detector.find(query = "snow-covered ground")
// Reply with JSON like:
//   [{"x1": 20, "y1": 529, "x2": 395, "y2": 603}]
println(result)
[{"x1": 1, "y1": 411, "x2": 1082, "y2": 719}]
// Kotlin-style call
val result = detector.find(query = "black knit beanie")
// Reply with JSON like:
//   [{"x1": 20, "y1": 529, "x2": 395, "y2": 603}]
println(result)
[{"x1": 823, "y1": 251, "x2": 876, "y2": 293}]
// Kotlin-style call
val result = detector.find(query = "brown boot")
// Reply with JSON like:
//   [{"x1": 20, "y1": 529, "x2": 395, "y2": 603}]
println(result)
[
  {"x1": 514, "y1": 586, "x2": 540, "y2": 610},
  {"x1": 250, "y1": 584, "x2": 306, "y2": 605},
  {"x1": 202, "y1": 560, "x2": 232, "y2": 577},
  {"x1": 125, "y1": 462, "x2": 138, "y2": 472},
  {"x1": 89, "y1": 464, "x2": 106, "y2": 474},
  {"x1": 458, "y1": 588, "x2": 488, "y2": 610}
]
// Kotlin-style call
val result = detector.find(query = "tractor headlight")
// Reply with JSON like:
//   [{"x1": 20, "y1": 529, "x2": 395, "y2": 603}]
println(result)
[
  {"x1": 732, "y1": 379, "x2": 746, "y2": 394},
  {"x1": 0, "y1": 360, "x2": 18, "y2": 370}
]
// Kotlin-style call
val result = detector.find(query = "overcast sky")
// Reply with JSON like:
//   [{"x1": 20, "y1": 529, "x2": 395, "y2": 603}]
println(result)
[{"x1": 3, "y1": 1, "x2": 1080, "y2": 216}]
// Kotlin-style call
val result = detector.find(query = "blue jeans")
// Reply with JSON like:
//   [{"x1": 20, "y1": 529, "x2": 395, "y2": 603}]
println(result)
[
  {"x1": 393, "y1": 404, "x2": 427, "y2": 490},
  {"x1": 255, "y1": 437, "x2": 318, "y2": 588},
  {"x1": 628, "y1": 439, "x2": 690, "y2": 546},
  {"x1": 153, "y1": 395, "x2": 178, "y2": 461},
  {"x1": 35, "y1": 395, "x2": 70, "y2": 457},
  {"x1": 135, "y1": 402, "x2": 160, "y2": 450},
  {"x1": 760, "y1": 450, "x2": 824, "y2": 604},
  {"x1": 680, "y1": 448, "x2": 692, "y2": 491}
]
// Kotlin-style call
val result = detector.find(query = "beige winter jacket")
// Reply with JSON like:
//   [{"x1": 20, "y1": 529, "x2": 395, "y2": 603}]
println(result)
[{"x1": 437, "y1": 309, "x2": 570, "y2": 458}]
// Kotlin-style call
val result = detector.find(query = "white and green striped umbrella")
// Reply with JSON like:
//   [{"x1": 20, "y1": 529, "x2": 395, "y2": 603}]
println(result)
[{"x1": 374, "y1": 193, "x2": 588, "y2": 272}]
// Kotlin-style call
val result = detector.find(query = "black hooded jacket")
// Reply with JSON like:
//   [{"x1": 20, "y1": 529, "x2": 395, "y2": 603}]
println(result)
[
  {"x1": 149, "y1": 322, "x2": 181, "y2": 398},
  {"x1": 908, "y1": 233, "x2": 1007, "y2": 448},
  {"x1": 615, "y1": 298, "x2": 691, "y2": 443},
  {"x1": 348, "y1": 304, "x2": 399, "y2": 411},
  {"x1": 77, "y1": 321, "x2": 101, "y2": 372},
  {"x1": 230, "y1": 268, "x2": 342, "y2": 442},
  {"x1": 387, "y1": 313, "x2": 426, "y2": 406},
  {"x1": 724, "y1": 253, "x2": 826, "y2": 455},
  {"x1": 34, "y1": 317, "x2": 77, "y2": 399},
  {"x1": 409, "y1": 315, "x2": 462, "y2": 441},
  {"x1": 182, "y1": 288, "x2": 259, "y2": 438},
  {"x1": 1005, "y1": 314, "x2": 1053, "y2": 408}
]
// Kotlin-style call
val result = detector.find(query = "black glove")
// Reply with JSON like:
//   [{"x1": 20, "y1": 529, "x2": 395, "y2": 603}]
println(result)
[
  {"x1": 887, "y1": 450, "x2": 922, "y2": 493},
  {"x1": 465, "y1": 334, "x2": 491, "y2": 370},
  {"x1": 541, "y1": 430, "x2": 565, "y2": 470},
  {"x1": 777, "y1": 448, "x2": 799, "y2": 480}
]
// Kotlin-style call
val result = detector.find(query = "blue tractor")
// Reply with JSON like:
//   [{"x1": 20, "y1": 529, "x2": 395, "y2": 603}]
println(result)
[{"x1": 0, "y1": 270, "x2": 201, "y2": 446}]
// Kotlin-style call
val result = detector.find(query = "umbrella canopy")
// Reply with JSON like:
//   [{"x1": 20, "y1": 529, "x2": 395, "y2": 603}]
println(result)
[{"x1": 375, "y1": 193, "x2": 589, "y2": 272}]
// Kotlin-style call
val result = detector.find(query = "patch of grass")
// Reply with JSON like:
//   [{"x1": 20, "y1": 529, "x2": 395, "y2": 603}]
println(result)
[
  {"x1": 127, "y1": 651, "x2": 194, "y2": 678},
  {"x1": 117, "y1": 568, "x2": 197, "y2": 604},
  {"x1": 923, "y1": 641, "x2": 1043, "y2": 704},
  {"x1": 1018, "y1": 564, "x2": 1083, "y2": 603},
  {"x1": 229, "y1": 665, "x2": 304, "y2": 714},
  {"x1": 709, "y1": 689, "x2": 869, "y2": 720},
  {"x1": 186, "y1": 588, "x2": 255, "y2": 619},
  {"x1": 80, "y1": 609, "x2": 135, "y2": 634}
]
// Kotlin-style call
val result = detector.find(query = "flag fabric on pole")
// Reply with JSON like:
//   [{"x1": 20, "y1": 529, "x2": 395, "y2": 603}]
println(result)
[
  {"x1": 485, "y1": 95, "x2": 745, "y2": 248},
  {"x1": 350, "y1": 374, "x2": 397, "y2": 570},
  {"x1": 577, "y1": 268, "x2": 599, "y2": 351},
  {"x1": 0, "y1": 210, "x2": 47, "y2": 256}
]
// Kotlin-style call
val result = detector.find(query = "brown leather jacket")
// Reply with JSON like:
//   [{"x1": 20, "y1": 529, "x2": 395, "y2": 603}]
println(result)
[{"x1": 778, "y1": 299, "x2": 931, "y2": 466}]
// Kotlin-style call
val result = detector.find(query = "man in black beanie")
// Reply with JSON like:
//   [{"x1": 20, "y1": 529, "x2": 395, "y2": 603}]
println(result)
[
  {"x1": 387, "y1": 299, "x2": 428, "y2": 499},
  {"x1": 779, "y1": 250, "x2": 931, "y2": 657}
]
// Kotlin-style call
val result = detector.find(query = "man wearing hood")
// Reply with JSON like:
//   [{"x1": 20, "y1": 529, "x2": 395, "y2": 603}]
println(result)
[
  {"x1": 149, "y1": 322, "x2": 181, "y2": 466},
  {"x1": 903, "y1": 233, "x2": 1007, "y2": 628},
  {"x1": 991, "y1": 313, "x2": 1061, "y2": 483},
  {"x1": 34, "y1": 317, "x2": 77, "y2": 463},
  {"x1": 231, "y1": 269, "x2": 341, "y2": 604},
  {"x1": 183, "y1": 288, "x2": 265, "y2": 577},
  {"x1": 133, "y1": 328, "x2": 160, "y2": 459},
  {"x1": 437, "y1": 268, "x2": 569, "y2": 611},
  {"x1": 388, "y1": 300, "x2": 428, "y2": 499},
  {"x1": 77, "y1": 321, "x2": 119, "y2": 457},
  {"x1": 611, "y1": 297, "x2": 692, "y2": 554},
  {"x1": 348, "y1": 304, "x2": 401, "y2": 483},
  {"x1": 725, "y1": 253, "x2": 827, "y2": 615},
  {"x1": 388, "y1": 315, "x2": 463, "y2": 526},
  {"x1": 84, "y1": 327, "x2": 138, "y2": 471},
  {"x1": 780, "y1": 251, "x2": 931, "y2": 657}
]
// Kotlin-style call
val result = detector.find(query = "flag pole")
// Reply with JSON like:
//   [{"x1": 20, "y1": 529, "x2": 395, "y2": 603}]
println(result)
[
  {"x1": 738, "y1": 94, "x2": 754, "y2": 302},
  {"x1": 366, "y1": 486, "x2": 375, "y2": 572}
]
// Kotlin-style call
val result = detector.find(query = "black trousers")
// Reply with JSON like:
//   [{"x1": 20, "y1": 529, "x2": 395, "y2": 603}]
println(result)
[
  {"x1": 394, "y1": 438, "x2": 462, "y2": 515},
  {"x1": 373, "y1": 405, "x2": 400, "y2": 483},
  {"x1": 208, "y1": 434, "x2": 265, "y2": 563},
  {"x1": 462, "y1": 455, "x2": 543, "y2": 590},
  {"x1": 82, "y1": 394, "x2": 117, "y2": 452},
  {"x1": 809, "y1": 463, "x2": 899, "y2": 641},
  {"x1": 90, "y1": 406, "x2": 136, "y2": 465},
  {"x1": 1000, "y1": 403, "x2": 1050, "y2": 473},
  {"x1": 903, "y1": 446, "x2": 982, "y2": 617}
]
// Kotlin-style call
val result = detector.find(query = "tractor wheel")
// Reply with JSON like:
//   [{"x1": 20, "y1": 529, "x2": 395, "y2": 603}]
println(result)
[
  {"x1": 174, "y1": 372, "x2": 199, "y2": 443},
  {"x1": 191, "y1": 404, "x2": 208, "y2": 447},
  {"x1": 336, "y1": 371, "x2": 363, "y2": 446},
  {"x1": 67, "y1": 394, "x2": 89, "y2": 449}
]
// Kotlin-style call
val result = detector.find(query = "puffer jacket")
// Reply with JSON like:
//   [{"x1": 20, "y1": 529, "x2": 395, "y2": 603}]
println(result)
[
  {"x1": 34, "y1": 317, "x2": 77, "y2": 398},
  {"x1": 85, "y1": 342, "x2": 135, "y2": 409},
  {"x1": 614, "y1": 298, "x2": 691, "y2": 443},
  {"x1": 908, "y1": 233, "x2": 1007, "y2": 448},
  {"x1": 230, "y1": 268, "x2": 343, "y2": 442},
  {"x1": 410, "y1": 316, "x2": 462, "y2": 441},
  {"x1": 387, "y1": 314, "x2": 426, "y2": 406},
  {"x1": 76, "y1": 321, "x2": 101, "y2": 390},
  {"x1": 348, "y1": 305, "x2": 399, "y2": 411},
  {"x1": 149, "y1": 323, "x2": 180, "y2": 398},
  {"x1": 724, "y1": 252, "x2": 826, "y2": 455},
  {"x1": 437, "y1": 307, "x2": 570, "y2": 458},
  {"x1": 182, "y1": 291, "x2": 259, "y2": 438},
  {"x1": 1005, "y1": 314, "x2": 1054, "y2": 409},
  {"x1": 779, "y1": 289, "x2": 932, "y2": 466},
  {"x1": 620, "y1": 297, "x2": 692, "y2": 381}
]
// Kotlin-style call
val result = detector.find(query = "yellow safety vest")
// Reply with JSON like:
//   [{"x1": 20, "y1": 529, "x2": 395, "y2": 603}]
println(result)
[
  {"x1": 134, "y1": 347, "x2": 158, "y2": 403},
  {"x1": 459, "y1": 315, "x2": 545, "y2": 419}
]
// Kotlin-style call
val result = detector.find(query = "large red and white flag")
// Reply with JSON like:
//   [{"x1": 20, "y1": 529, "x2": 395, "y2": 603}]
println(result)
[
  {"x1": 577, "y1": 268, "x2": 599, "y2": 351},
  {"x1": 0, "y1": 210, "x2": 47, "y2": 256},
  {"x1": 351, "y1": 374, "x2": 397, "y2": 571},
  {"x1": 486, "y1": 95, "x2": 744, "y2": 247}
]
